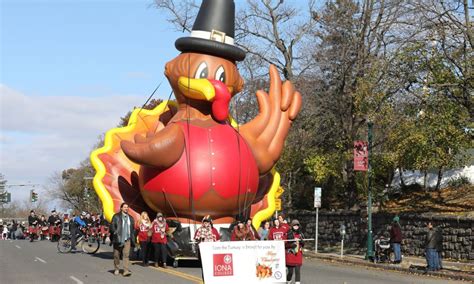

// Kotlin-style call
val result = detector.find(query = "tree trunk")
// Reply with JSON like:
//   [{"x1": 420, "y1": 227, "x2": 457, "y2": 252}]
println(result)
[
  {"x1": 435, "y1": 167, "x2": 443, "y2": 190},
  {"x1": 345, "y1": 160, "x2": 357, "y2": 208},
  {"x1": 423, "y1": 170, "x2": 428, "y2": 191},
  {"x1": 398, "y1": 166, "x2": 406, "y2": 188}
]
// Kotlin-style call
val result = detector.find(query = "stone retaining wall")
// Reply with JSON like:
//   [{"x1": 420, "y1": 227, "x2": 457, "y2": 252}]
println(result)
[{"x1": 288, "y1": 210, "x2": 473, "y2": 261}]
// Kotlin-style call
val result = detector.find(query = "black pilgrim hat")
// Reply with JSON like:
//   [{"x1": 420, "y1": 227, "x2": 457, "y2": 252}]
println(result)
[{"x1": 175, "y1": 0, "x2": 245, "y2": 62}]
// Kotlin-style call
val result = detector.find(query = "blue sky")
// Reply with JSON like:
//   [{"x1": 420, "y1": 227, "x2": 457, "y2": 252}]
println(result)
[{"x1": 1, "y1": 0, "x2": 185, "y2": 205}]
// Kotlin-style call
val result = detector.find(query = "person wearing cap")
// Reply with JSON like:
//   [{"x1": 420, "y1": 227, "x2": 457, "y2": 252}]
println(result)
[
  {"x1": 151, "y1": 212, "x2": 169, "y2": 268},
  {"x1": 110, "y1": 203, "x2": 136, "y2": 276},
  {"x1": 389, "y1": 215, "x2": 403, "y2": 264},
  {"x1": 230, "y1": 218, "x2": 254, "y2": 241},
  {"x1": 286, "y1": 219, "x2": 304, "y2": 284},
  {"x1": 194, "y1": 215, "x2": 220, "y2": 243}
]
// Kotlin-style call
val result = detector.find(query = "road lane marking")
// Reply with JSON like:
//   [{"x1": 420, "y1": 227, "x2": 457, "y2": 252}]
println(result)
[
  {"x1": 70, "y1": 276, "x2": 83, "y2": 284},
  {"x1": 150, "y1": 265, "x2": 203, "y2": 283},
  {"x1": 35, "y1": 257, "x2": 47, "y2": 263},
  {"x1": 15, "y1": 245, "x2": 21, "y2": 249},
  {"x1": 130, "y1": 261, "x2": 203, "y2": 283}
]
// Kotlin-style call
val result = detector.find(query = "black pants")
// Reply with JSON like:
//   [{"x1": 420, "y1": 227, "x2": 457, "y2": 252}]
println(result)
[
  {"x1": 70, "y1": 226, "x2": 83, "y2": 250},
  {"x1": 153, "y1": 243, "x2": 167, "y2": 264},
  {"x1": 287, "y1": 265, "x2": 301, "y2": 282},
  {"x1": 140, "y1": 241, "x2": 151, "y2": 264}
]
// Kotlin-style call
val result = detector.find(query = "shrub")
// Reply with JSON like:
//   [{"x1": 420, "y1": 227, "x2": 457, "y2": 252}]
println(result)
[{"x1": 447, "y1": 176, "x2": 471, "y2": 188}]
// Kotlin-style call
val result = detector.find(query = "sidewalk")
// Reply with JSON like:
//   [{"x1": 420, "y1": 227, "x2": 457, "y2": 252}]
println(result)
[{"x1": 305, "y1": 251, "x2": 474, "y2": 282}]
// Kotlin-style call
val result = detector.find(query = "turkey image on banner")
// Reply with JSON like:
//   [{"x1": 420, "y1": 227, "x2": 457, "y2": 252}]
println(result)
[{"x1": 199, "y1": 241, "x2": 286, "y2": 283}]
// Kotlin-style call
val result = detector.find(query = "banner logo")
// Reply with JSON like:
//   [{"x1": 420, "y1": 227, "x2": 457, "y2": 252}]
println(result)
[{"x1": 213, "y1": 253, "x2": 234, "y2": 276}]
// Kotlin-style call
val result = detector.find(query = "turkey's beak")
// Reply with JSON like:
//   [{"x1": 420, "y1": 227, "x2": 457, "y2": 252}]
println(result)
[
  {"x1": 178, "y1": 77, "x2": 215, "y2": 101},
  {"x1": 177, "y1": 76, "x2": 231, "y2": 121}
]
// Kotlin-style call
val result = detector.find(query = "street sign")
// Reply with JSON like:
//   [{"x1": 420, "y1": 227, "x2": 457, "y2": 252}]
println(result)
[
  {"x1": 354, "y1": 140, "x2": 368, "y2": 171},
  {"x1": 274, "y1": 199, "x2": 281, "y2": 211},
  {"x1": 314, "y1": 187, "x2": 321, "y2": 208}
]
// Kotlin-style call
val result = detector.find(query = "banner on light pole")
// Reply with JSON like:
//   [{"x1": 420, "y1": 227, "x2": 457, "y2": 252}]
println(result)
[{"x1": 354, "y1": 140, "x2": 368, "y2": 171}]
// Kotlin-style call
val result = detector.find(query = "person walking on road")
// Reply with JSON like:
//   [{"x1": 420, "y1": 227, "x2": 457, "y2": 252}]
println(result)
[
  {"x1": 110, "y1": 203, "x2": 136, "y2": 277},
  {"x1": 389, "y1": 216, "x2": 403, "y2": 264},
  {"x1": 151, "y1": 212, "x2": 168, "y2": 268},
  {"x1": 286, "y1": 219, "x2": 304, "y2": 284},
  {"x1": 435, "y1": 226, "x2": 443, "y2": 270},
  {"x1": 136, "y1": 211, "x2": 152, "y2": 267},
  {"x1": 425, "y1": 222, "x2": 440, "y2": 272}
]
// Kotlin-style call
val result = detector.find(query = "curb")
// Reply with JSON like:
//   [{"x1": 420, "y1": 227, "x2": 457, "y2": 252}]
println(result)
[{"x1": 307, "y1": 253, "x2": 474, "y2": 282}]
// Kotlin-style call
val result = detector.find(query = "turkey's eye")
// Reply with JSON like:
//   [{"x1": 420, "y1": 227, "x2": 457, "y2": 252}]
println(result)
[
  {"x1": 215, "y1": 66, "x2": 226, "y2": 83},
  {"x1": 195, "y1": 62, "x2": 208, "y2": 79}
]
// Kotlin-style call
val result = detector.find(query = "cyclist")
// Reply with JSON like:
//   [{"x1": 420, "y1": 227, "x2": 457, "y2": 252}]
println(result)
[{"x1": 70, "y1": 212, "x2": 87, "y2": 251}]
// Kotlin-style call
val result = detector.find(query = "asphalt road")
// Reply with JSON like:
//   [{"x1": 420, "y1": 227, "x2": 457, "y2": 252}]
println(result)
[{"x1": 0, "y1": 239, "x2": 466, "y2": 284}]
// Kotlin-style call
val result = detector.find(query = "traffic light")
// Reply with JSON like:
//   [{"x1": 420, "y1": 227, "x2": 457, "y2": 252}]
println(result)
[
  {"x1": 0, "y1": 192, "x2": 11, "y2": 203},
  {"x1": 84, "y1": 187, "x2": 90, "y2": 198},
  {"x1": 30, "y1": 190, "x2": 38, "y2": 202}
]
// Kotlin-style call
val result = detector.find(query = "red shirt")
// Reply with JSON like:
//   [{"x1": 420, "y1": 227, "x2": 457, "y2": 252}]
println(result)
[
  {"x1": 281, "y1": 223, "x2": 290, "y2": 233},
  {"x1": 137, "y1": 222, "x2": 151, "y2": 242},
  {"x1": 285, "y1": 231, "x2": 303, "y2": 266},
  {"x1": 268, "y1": 226, "x2": 287, "y2": 241},
  {"x1": 151, "y1": 221, "x2": 168, "y2": 244}
]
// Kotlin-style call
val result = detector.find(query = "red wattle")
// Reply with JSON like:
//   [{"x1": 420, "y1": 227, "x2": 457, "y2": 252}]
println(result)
[{"x1": 209, "y1": 79, "x2": 231, "y2": 121}]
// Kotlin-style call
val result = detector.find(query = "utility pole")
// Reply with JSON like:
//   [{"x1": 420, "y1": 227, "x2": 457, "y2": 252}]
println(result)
[{"x1": 366, "y1": 121, "x2": 374, "y2": 261}]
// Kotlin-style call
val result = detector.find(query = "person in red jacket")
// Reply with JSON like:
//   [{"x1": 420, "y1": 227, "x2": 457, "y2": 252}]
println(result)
[
  {"x1": 136, "y1": 211, "x2": 152, "y2": 266},
  {"x1": 286, "y1": 219, "x2": 304, "y2": 284},
  {"x1": 389, "y1": 216, "x2": 403, "y2": 264},
  {"x1": 268, "y1": 218, "x2": 287, "y2": 241},
  {"x1": 151, "y1": 212, "x2": 168, "y2": 268}
]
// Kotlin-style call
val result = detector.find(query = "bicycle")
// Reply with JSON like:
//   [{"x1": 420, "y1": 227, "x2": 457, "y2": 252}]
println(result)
[{"x1": 57, "y1": 226, "x2": 100, "y2": 254}]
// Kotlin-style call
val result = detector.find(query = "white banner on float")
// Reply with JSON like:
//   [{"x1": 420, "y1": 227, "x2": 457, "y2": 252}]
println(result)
[{"x1": 199, "y1": 240, "x2": 286, "y2": 284}]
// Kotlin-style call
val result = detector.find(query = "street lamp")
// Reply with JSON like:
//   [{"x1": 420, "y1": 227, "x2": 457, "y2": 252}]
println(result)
[{"x1": 366, "y1": 121, "x2": 374, "y2": 261}]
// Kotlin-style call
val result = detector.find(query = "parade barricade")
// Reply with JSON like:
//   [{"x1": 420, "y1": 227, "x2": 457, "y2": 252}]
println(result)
[{"x1": 199, "y1": 240, "x2": 286, "y2": 284}]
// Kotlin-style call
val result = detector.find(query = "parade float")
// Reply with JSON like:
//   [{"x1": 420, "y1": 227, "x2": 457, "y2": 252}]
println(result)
[{"x1": 90, "y1": 0, "x2": 301, "y2": 269}]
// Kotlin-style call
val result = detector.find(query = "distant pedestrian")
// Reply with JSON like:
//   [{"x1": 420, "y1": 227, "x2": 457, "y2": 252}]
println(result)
[
  {"x1": 257, "y1": 220, "x2": 270, "y2": 240},
  {"x1": 286, "y1": 219, "x2": 304, "y2": 284},
  {"x1": 151, "y1": 212, "x2": 168, "y2": 268},
  {"x1": 435, "y1": 226, "x2": 443, "y2": 270},
  {"x1": 425, "y1": 222, "x2": 440, "y2": 271},
  {"x1": 110, "y1": 203, "x2": 136, "y2": 277},
  {"x1": 10, "y1": 220, "x2": 18, "y2": 240},
  {"x1": 28, "y1": 210, "x2": 39, "y2": 242},
  {"x1": 389, "y1": 216, "x2": 403, "y2": 264}
]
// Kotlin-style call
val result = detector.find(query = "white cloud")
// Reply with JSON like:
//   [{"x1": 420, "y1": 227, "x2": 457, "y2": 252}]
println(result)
[{"x1": 0, "y1": 84, "x2": 143, "y2": 198}]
